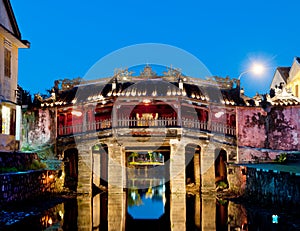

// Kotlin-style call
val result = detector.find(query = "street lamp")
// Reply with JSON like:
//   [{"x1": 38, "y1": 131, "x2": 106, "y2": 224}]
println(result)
[
  {"x1": 238, "y1": 62, "x2": 265, "y2": 80},
  {"x1": 237, "y1": 62, "x2": 266, "y2": 96}
]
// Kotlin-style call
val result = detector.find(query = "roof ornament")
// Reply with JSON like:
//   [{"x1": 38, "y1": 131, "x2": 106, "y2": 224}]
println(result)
[
  {"x1": 140, "y1": 65, "x2": 156, "y2": 78},
  {"x1": 114, "y1": 68, "x2": 133, "y2": 80},
  {"x1": 163, "y1": 65, "x2": 182, "y2": 78}
]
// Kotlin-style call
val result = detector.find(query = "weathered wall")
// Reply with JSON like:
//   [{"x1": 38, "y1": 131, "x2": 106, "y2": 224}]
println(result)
[
  {"x1": 22, "y1": 109, "x2": 56, "y2": 148},
  {"x1": 237, "y1": 107, "x2": 266, "y2": 148},
  {"x1": 268, "y1": 106, "x2": 299, "y2": 150},
  {"x1": 237, "y1": 105, "x2": 300, "y2": 162},
  {"x1": 21, "y1": 108, "x2": 57, "y2": 160}
]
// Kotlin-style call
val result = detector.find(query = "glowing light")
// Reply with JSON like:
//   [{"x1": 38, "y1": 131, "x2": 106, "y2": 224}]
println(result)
[
  {"x1": 71, "y1": 110, "x2": 82, "y2": 117},
  {"x1": 143, "y1": 99, "x2": 151, "y2": 104},
  {"x1": 215, "y1": 111, "x2": 224, "y2": 118},
  {"x1": 272, "y1": 214, "x2": 279, "y2": 224},
  {"x1": 48, "y1": 217, "x2": 53, "y2": 225},
  {"x1": 238, "y1": 62, "x2": 266, "y2": 80}
]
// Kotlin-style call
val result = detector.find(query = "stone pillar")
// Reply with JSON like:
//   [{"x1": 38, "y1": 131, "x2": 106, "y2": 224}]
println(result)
[
  {"x1": 108, "y1": 191, "x2": 126, "y2": 231},
  {"x1": 170, "y1": 139, "x2": 186, "y2": 193},
  {"x1": 201, "y1": 195, "x2": 216, "y2": 231},
  {"x1": 201, "y1": 144, "x2": 216, "y2": 192},
  {"x1": 77, "y1": 195, "x2": 92, "y2": 230},
  {"x1": 170, "y1": 139, "x2": 186, "y2": 230},
  {"x1": 194, "y1": 153, "x2": 201, "y2": 187},
  {"x1": 107, "y1": 142, "x2": 125, "y2": 230},
  {"x1": 77, "y1": 145, "x2": 93, "y2": 195},
  {"x1": 107, "y1": 142, "x2": 124, "y2": 192},
  {"x1": 170, "y1": 193, "x2": 186, "y2": 231}
]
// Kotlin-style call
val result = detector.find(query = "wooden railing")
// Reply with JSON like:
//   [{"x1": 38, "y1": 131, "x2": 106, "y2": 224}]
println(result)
[{"x1": 58, "y1": 117, "x2": 236, "y2": 136}]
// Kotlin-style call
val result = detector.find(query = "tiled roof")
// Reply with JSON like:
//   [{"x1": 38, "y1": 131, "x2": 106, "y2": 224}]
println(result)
[{"x1": 39, "y1": 76, "x2": 249, "y2": 107}]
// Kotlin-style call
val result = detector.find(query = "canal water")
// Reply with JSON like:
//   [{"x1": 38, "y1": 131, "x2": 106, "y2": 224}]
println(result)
[{"x1": 2, "y1": 181, "x2": 300, "y2": 231}]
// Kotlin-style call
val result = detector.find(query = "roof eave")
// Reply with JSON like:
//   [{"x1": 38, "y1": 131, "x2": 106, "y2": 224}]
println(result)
[{"x1": 0, "y1": 24, "x2": 30, "y2": 48}]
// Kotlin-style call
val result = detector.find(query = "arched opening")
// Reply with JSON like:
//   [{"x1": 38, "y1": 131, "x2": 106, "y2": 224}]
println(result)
[
  {"x1": 185, "y1": 144, "x2": 201, "y2": 186},
  {"x1": 214, "y1": 149, "x2": 228, "y2": 189},
  {"x1": 64, "y1": 148, "x2": 79, "y2": 191}
]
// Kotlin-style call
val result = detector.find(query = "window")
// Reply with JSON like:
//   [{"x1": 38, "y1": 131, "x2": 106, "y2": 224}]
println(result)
[
  {"x1": 4, "y1": 48, "x2": 11, "y2": 78},
  {"x1": 295, "y1": 85, "x2": 299, "y2": 98}
]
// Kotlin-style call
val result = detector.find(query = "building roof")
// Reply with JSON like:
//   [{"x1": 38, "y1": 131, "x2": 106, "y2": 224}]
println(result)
[
  {"x1": 0, "y1": 0, "x2": 29, "y2": 47},
  {"x1": 37, "y1": 66, "x2": 247, "y2": 108},
  {"x1": 270, "y1": 88, "x2": 300, "y2": 106},
  {"x1": 276, "y1": 67, "x2": 290, "y2": 83},
  {"x1": 1, "y1": 0, "x2": 21, "y2": 38}
]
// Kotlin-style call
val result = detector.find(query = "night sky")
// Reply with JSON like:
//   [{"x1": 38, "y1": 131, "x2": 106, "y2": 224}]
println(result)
[{"x1": 10, "y1": 0, "x2": 300, "y2": 97}]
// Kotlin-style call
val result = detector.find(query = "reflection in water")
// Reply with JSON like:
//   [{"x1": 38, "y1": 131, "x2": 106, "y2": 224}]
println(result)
[
  {"x1": 5, "y1": 187, "x2": 300, "y2": 231},
  {"x1": 127, "y1": 184, "x2": 166, "y2": 219},
  {"x1": 126, "y1": 179, "x2": 170, "y2": 231}
]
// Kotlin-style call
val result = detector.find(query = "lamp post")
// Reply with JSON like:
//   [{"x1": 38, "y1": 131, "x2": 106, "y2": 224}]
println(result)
[{"x1": 237, "y1": 62, "x2": 265, "y2": 97}]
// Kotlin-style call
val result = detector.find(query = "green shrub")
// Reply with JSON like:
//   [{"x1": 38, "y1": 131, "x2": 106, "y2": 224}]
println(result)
[{"x1": 276, "y1": 153, "x2": 287, "y2": 164}]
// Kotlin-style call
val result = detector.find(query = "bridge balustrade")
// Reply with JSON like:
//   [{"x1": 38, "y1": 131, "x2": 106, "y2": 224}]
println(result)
[{"x1": 58, "y1": 117, "x2": 236, "y2": 137}]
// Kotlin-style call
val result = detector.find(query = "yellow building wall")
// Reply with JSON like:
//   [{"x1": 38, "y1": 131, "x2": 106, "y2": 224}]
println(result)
[
  {"x1": 287, "y1": 74, "x2": 300, "y2": 98},
  {"x1": 0, "y1": 33, "x2": 19, "y2": 102}
]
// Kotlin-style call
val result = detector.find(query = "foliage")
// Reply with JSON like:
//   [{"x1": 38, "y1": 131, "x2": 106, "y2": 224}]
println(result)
[
  {"x1": 216, "y1": 180, "x2": 228, "y2": 189},
  {"x1": 0, "y1": 159, "x2": 47, "y2": 173},
  {"x1": 21, "y1": 143, "x2": 56, "y2": 161},
  {"x1": 275, "y1": 152, "x2": 287, "y2": 164},
  {"x1": 29, "y1": 159, "x2": 47, "y2": 170},
  {"x1": 217, "y1": 198, "x2": 228, "y2": 205},
  {"x1": 0, "y1": 167, "x2": 18, "y2": 174},
  {"x1": 127, "y1": 188, "x2": 143, "y2": 207}
]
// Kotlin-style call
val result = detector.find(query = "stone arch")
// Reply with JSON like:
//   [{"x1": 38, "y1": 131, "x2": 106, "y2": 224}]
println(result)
[
  {"x1": 214, "y1": 148, "x2": 228, "y2": 188},
  {"x1": 185, "y1": 143, "x2": 201, "y2": 187}
]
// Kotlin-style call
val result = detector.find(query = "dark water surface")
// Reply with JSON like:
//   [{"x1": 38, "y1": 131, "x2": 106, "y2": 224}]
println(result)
[{"x1": 1, "y1": 185, "x2": 300, "y2": 231}]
